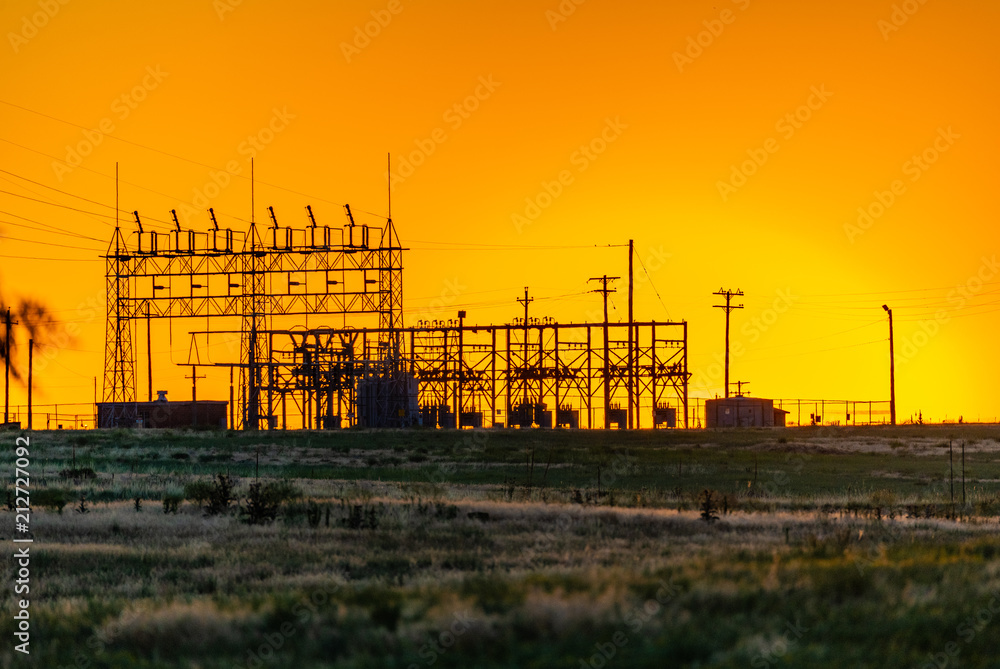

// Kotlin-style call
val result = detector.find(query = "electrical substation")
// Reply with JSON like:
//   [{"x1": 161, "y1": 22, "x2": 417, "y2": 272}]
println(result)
[{"x1": 99, "y1": 204, "x2": 691, "y2": 430}]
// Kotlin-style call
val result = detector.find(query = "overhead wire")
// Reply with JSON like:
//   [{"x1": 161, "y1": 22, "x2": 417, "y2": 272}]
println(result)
[
  {"x1": 0, "y1": 233, "x2": 104, "y2": 252},
  {"x1": 0, "y1": 100, "x2": 389, "y2": 221},
  {"x1": 635, "y1": 250, "x2": 671, "y2": 319},
  {"x1": 0, "y1": 215, "x2": 105, "y2": 242}
]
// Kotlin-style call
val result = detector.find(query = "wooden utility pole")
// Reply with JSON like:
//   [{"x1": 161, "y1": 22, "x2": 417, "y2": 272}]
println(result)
[
  {"x1": 186, "y1": 366, "x2": 206, "y2": 427},
  {"x1": 456, "y1": 310, "x2": 466, "y2": 429},
  {"x1": 516, "y1": 288, "x2": 533, "y2": 409},
  {"x1": 628, "y1": 240, "x2": 634, "y2": 430},
  {"x1": 713, "y1": 289, "x2": 744, "y2": 398},
  {"x1": 4, "y1": 307, "x2": 17, "y2": 424},
  {"x1": 146, "y1": 304, "x2": 153, "y2": 402},
  {"x1": 27, "y1": 339, "x2": 33, "y2": 430},
  {"x1": 883, "y1": 305, "x2": 896, "y2": 425},
  {"x1": 589, "y1": 275, "x2": 619, "y2": 429}
]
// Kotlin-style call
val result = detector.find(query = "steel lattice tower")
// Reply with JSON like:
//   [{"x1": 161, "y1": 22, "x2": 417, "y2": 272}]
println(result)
[{"x1": 101, "y1": 226, "x2": 137, "y2": 427}]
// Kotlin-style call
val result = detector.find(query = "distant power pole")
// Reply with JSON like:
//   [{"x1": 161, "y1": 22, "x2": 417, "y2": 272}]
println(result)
[
  {"x1": 627, "y1": 240, "x2": 635, "y2": 430},
  {"x1": 882, "y1": 304, "x2": 896, "y2": 425},
  {"x1": 27, "y1": 338, "x2": 33, "y2": 430},
  {"x1": 517, "y1": 288, "x2": 533, "y2": 407},
  {"x1": 713, "y1": 288, "x2": 744, "y2": 399},
  {"x1": 186, "y1": 366, "x2": 206, "y2": 427},
  {"x1": 456, "y1": 309, "x2": 466, "y2": 429},
  {"x1": 589, "y1": 275, "x2": 620, "y2": 429},
  {"x1": 4, "y1": 307, "x2": 18, "y2": 424}
]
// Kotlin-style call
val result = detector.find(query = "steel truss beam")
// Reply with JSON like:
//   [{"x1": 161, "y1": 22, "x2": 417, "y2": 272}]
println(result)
[
  {"x1": 102, "y1": 215, "x2": 404, "y2": 429},
  {"x1": 190, "y1": 321, "x2": 690, "y2": 430}
]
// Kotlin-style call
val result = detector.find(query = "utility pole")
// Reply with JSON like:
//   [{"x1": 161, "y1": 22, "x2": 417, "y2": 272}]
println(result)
[
  {"x1": 27, "y1": 339, "x2": 33, "y2": 430},
  {"x1": 628, "y1": 240, "x2": 634, "y2": 430},
  {"x1": 146, "y1": 304, "x2": 153, "y2": 402},
  {"x1": 4, "y1": 307, "x2": 18, "y2": 424},
  {"x1": 456, "y1": 310, "x2": 466, "y2": 429},
  {"x1": 517, "y1": 288, "x2": 533, "y2": 409},
  {"x1": 732, "y1": 380, "x2": 749, "y2": 397},
  {"x1": 713, "y1": 288, "x2": 744, "y2": 398},
  {"x1": 882, "y1": 304, "x2": 896, "y2": 425},
  {"x1": 589, "y1": 275, "x2": 619, "y2": 429},
  {"x1": 187, "y1": 366, "x2": 206, "y2": 427}
]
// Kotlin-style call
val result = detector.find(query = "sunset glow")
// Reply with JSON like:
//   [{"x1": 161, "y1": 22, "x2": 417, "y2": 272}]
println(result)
[{"x1": 1, "y1": 0, "x2": 998, "y2": 425}]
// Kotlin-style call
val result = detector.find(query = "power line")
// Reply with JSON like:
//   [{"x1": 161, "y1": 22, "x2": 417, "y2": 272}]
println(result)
[
  {"x1": 0, "y1": 101, "x2": 388, "y2": 221},
  {"x1": 0, "y1": 254, "x2": 99, "y2": 262},
  {"x1": 0, "y1": 188, "x2": 120, "y2": 223},
  {"x1": 0, "y1": 233, "x2": 103, "y2": 252},
  {"x1": 635, "y1": 251, "x2": 671, "y2": 319},
  {"x1": 0, "y1": 216, "x2": 105, "y2": 242}
]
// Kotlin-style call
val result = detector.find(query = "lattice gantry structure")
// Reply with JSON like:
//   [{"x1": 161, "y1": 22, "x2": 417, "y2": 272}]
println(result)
[
  {"x1": 189, "y1": 320, "x2": 690, "y2": 430},
  {"x1": 408, "y1": 319, "x2": 689, "y2": 429},
  {"x1": 101, "y1": 205, "x2": 406, "y2": 429}
]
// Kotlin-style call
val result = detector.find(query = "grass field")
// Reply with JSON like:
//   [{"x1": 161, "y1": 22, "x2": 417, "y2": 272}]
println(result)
[{"x1": 2, "y1": 424, "x2": 1000, "y2": 668}]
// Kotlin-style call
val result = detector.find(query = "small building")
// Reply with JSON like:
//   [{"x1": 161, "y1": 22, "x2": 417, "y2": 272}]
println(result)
[
  {"x1": 705, "y1": 396, "x2": 786, "y2": 428},
  {"x1": 97, "y1": 397, "x2": 228, "y2": 429}
]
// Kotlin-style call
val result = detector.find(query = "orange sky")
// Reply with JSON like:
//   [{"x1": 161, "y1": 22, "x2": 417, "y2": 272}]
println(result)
[{"x1": 1, "y1": 0, "x2": 998, "y2": 425}]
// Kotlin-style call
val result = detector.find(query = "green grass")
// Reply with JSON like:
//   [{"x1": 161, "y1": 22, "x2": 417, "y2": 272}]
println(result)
[{"x1": 1, "y1": 424, "x2": 999, "y2": 667}]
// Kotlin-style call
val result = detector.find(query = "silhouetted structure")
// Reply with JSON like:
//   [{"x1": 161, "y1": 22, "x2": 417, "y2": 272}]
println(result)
[
  {"x1": 97, "y1": 399, "x2": 227, "y2": 428},
  {"x1": 705, "y1": 396, "x2": 785, "y2": 428}
]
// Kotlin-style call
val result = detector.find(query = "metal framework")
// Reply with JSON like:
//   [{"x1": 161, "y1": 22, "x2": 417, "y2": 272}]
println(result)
[
  {"x1": 102, "y1": 207, "x2": 404, "y2": 428},
  {"x1": 103, "y1": 206, "x2": 689, "y2": 430},
  {"x1": 187, "y1": 320, "x2": 690, "y2": 430}
]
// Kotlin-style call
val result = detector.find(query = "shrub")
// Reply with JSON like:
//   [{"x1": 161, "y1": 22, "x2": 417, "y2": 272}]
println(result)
[
  {"x1": 59, "y1": 467, "x2": 97, "y2": 480},
  {"x1": 183, "y1": 480, "x2": 216, "y2": 505},
  {"x1": 205, "y1": 474, "x2": 235, "y2": 516},
  {"x1": 307, "y1": 501, "x2": 323, "y2": 528},
  {"x1": 163, "y1": 495, "x2": 182, "y2": 514},
  {"x1": 241, "y1": 480, "x2": 301, "y2": 525},
  {"x1": 342, "y1": 503, "x2": 382, "y2": 530},
  {"x1": 700, "y1": 489, "x2": 719, "y2": 524},
  {"x1": 34, "y1": 488, "x2": 70, "y2": 513},
  {"x1": 243, "y1": 483, "x2": 277, "y2": 525}
]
